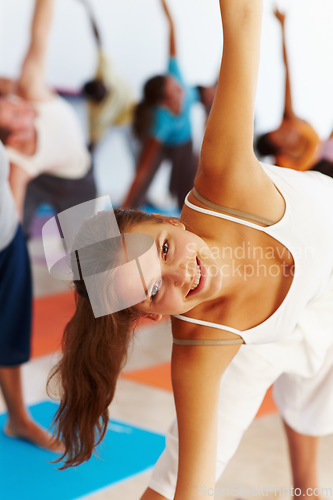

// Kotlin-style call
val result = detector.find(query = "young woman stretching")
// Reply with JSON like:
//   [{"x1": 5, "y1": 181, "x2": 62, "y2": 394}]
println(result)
[{"x1": 49, "y1": 1, "x2": 333, "y2": 499}]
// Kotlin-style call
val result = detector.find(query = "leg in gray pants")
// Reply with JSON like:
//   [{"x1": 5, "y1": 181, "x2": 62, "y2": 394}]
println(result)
[
  {"x1": 22, "y1": 167, "x2": 97, "y2": 239},
  {"x1": 129, "y1": 140, "x2": 197, "y2": 209}
]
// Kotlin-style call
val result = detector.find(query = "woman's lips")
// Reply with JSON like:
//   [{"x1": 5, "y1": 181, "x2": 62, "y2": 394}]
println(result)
[{"x1": 186, "y1": 258, "x2": 206, "y2": 297}]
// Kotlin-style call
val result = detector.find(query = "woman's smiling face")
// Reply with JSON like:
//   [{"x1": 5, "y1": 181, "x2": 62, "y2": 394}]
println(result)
[{"x1": 128, "y1": 219, "x2": 223, "y2": 316}]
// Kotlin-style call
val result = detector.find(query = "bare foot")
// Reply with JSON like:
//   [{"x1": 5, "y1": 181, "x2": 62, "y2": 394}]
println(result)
[{"x1": 4, "y1": 419, "x2": 65, "y2": 453}]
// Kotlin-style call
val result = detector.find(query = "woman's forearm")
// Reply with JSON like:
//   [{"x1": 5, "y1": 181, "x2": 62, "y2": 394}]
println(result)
[
  {"x1": 121, "y1": 138, "x2": 161, "y2": 209},
  {"x1": 161, "y1": 0, "x2": 176, "y2": 57},
  {"x1": 17, "y1": 0, "x2": 54, "y2": 100}
]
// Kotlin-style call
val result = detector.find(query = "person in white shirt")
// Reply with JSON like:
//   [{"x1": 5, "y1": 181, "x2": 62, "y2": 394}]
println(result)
[
  {"x1": 0, "y1": 0, "x2": 96, "y2": 238},
  {"x1": 0, "y1": 140, "x2": 63, "y2": 452}
]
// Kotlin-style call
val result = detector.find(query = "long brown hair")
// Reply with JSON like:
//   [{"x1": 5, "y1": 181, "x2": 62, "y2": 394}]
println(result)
[{"x1": 48, "y1": 209, "x2": 165, "y2": 468}]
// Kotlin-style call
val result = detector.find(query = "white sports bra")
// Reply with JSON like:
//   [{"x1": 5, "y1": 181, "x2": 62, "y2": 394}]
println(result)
[
  {"x1": 172, "y1": 163, "x2": 333, "y2": 347},
  {"x1": 172, "y1": 188, "x2": 271, "y2": 346}
]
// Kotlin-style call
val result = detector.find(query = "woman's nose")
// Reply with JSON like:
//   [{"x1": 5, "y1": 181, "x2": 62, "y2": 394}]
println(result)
[{"x1": 164, "y1": 263, "x2": 188, "y2": 288}]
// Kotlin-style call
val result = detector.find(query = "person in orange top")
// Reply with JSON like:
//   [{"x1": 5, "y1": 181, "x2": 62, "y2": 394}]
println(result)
[{"x1": 256, "y1": 9, "x2": 321, "y2": 172}]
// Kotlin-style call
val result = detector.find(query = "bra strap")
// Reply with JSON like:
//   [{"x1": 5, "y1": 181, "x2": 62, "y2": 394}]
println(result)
[
  {"x1": 186, "y1": 188, "x2": 274, "y2": 228},
  {"x1": 173, "y1": 313, "x2": 242, "y2": 335},
  {"x1": 173, "y1": 337, "x2": 245, "y2": 346},
  {"x1": 192, "y1": 187, "x2": 274, "y2": 226}
]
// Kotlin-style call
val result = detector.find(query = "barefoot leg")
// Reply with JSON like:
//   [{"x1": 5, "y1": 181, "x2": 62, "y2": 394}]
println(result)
[{"x1": 0, "y1": 365, "x2": 63, "y2": 452}]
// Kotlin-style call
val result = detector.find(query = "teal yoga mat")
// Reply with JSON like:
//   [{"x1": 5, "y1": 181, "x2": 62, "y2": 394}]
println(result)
[{"x1": 0, "y1": 401, "x2": 165, "y2": 500}]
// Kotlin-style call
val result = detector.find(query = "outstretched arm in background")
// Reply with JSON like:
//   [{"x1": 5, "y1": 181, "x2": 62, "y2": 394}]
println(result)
[
  {"x1": 161, "y1": 0, "x2": 176, "y2": 57},
  {"x1": 17, "y1": 0, "x2": 54, "y2": 102},
  {"x1": 274, "y1": 9, "x2": 295, "y2": 120},
  {"x1": 121, "y1": 138, "x2": 161, "y2": 209},
  {"x1": 274, "y1": 9, "x2": 321, "y2": 171},
  {"x1": 121, "y1": 0, "x2": 176, "y2": 209},
  {"x1": 9, "y1": 0, "x2": 55, "y2": 219}
]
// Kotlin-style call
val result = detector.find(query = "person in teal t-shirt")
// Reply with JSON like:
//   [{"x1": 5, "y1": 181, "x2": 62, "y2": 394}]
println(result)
[
  {"x1": 122, "y1": 0, "x2": 216, "y2": 210},
  {"x1": 151, "y1": 57, "x2": 199, "y2": 146}
]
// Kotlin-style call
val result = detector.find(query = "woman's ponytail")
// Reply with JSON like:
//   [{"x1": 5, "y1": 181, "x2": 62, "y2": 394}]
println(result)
[
  {"x1": 133, "y1": 75, "x2": 166, "y2": 143},
  {"x1": 133, "y1": 101, "x2": 153, "y2": 143},
  {"x1": 48, "y1": 292, "x2": 139, "y2": 468}
]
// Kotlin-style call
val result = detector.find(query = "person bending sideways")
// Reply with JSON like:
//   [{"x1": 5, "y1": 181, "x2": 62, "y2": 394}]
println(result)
[
  {"x1": 0, "y1": 0, "x2": 96, "y2": 238},
  {"x1": 122, "y1": 0, "x2": 216, "y2": 210},
  {"x1": 256, "y1": 10, "x2": 321, "y2": 172},
  {"x1": 46, "y1": 2, "x2": 333, "y2": 499}
]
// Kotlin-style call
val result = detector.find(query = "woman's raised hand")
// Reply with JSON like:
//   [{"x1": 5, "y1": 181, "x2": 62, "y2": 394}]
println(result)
[
  {"x1": 160, "y1": 0, "x2": 172, "y2": 23},
  {"x1": 274, "y1": 8, "x2": 286, "y2": 26},
  {"x1": 160, "y1": 0, "x2": 176, "y2": 57}
]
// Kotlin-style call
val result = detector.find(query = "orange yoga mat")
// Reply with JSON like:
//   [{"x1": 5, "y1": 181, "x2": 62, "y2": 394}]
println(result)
[
  {"x1": 31, "y1": 291, "x2": 76, "y2": 358},
  {"x1": 122, "y1": 362, "x2": 173, "y2": 391},
  {"x1": 32, "y1": 292, "x2": 277, "y2": 417},
  {"x1": 122, "y1": 363, "x2": 277, "y2": 417}
]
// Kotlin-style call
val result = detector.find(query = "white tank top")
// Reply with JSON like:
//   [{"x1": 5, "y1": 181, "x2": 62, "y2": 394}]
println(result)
[
  {"x1": 0, "y1": 141, "x2": 18, "y2": 251},
  {"x1": 174, "y1": 163, "x2": 333, "y2": 346},
  {"x1": 6, "y1": 96, "x2": 90, "y2": 179}
]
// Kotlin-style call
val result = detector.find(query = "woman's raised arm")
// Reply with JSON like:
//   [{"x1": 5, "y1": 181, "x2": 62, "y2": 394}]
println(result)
[
  {"x1": 274, "y1": 9, "x2": 295, "y2": 120},
  {"x1": 193, "y1": 0, "x2": 286, "y2": 222},
  {"x1": 197, "y1": 0, "x2": 263, "y2": 186},
  {"x1": 17, "y1": 0, "x2": 54, "y2": 102},
  {"x1": 160, "y1": 0, "x2": 176, "y2": 57}
]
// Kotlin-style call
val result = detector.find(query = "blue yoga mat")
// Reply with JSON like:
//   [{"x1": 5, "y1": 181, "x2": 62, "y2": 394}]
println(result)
[{"x1": 0, "y1": 401, "x2": 165, "y2": 500}]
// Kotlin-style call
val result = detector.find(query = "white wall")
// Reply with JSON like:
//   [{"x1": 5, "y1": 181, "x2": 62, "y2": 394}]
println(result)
[{"x1": 0, "y1": 0, "x2": 333, "y2": 137}]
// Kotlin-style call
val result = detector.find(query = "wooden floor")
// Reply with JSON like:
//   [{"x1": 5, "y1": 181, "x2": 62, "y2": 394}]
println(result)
[{"x1": 1, "y1": 100, "x2": 332, "y2": 499}]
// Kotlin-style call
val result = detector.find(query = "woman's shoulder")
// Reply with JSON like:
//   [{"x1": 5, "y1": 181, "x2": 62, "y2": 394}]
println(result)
[
  {"x1": 170, "y1": 314, "x2": 243, "y2": 375},
  {"x1": 182, "y1": 161, "x2": 286, "y2": 232}
]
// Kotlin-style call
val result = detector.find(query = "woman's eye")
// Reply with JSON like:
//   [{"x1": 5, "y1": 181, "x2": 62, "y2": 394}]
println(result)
[
  {"x1": 151, "y1": 279, "x2": 162, "y2": 300},
  {"x1": 162, "y1": 240, "x2": 169, "y2": 259}
]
